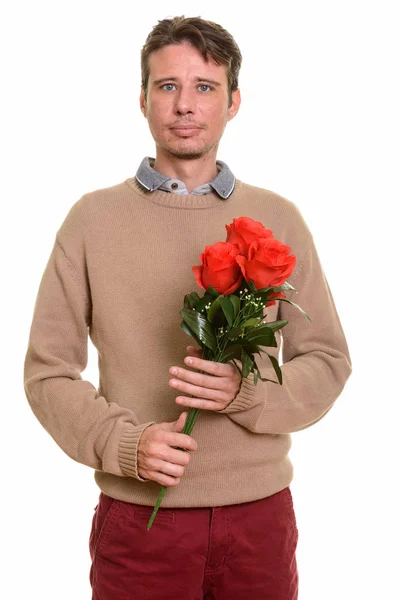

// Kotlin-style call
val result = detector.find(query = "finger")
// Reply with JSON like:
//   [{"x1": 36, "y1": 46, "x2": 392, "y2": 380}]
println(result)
[
  {"x1": 168, "y1": 431, "x2": 198, "y2": 451},
  {"x1": 148, "y1": 458, "x2": 186, "y2": 478},
  {"x1": 164, "y1": 448, "x2": 192, "y2": 466},
  {"x1": 176, "y1": 396, "x2": 224, "y2": 411},
  {"x1": 186, "y1": 345, "x2": 203, "y2": 357},
  {"x1": 183, "y1": 355, "x2": 226, "y2": 376},
  {"x1": 175, "y1": 376, "x2": 230, "y2": 401},
  {"x1": 170, "y1": 369, "x2": 228, "y2": 393},
  {"x1": 147, "y1": 471, "x2": 182, "y2": 487}
]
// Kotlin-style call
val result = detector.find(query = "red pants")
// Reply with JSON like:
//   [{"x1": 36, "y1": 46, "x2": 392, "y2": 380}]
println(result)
[{"x1": 89, "y1": 487, "x2": 299, "y2": 599}]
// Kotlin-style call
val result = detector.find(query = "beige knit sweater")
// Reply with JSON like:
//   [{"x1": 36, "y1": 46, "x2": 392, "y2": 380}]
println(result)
[{"x1": 23, "y1": 176, "x2": 352, "y2": 507}]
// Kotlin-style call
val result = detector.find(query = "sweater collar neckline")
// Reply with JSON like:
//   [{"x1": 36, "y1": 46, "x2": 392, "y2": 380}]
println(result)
[
  {"x1": 134, "y1": 156, "x2": 236, "y2": 199},
  {"x1": 125, "y1": 175, "x2": 243, "y2": 209}
]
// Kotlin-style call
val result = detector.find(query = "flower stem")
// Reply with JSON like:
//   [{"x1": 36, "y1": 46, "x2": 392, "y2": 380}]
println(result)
[
  {"x1": 147, "y1": 485, "x2": 167, "y2": 530},
  {"x1": 147, "y1": 408, "x2": 201, "y2": 530},
  {"x1": 184, "y1": 407, "x2": 200, "y2": 434}
]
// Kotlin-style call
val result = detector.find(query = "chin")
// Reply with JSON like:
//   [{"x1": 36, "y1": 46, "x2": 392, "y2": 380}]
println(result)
[
  {"x1": 163, "y1": 139, "x2": 218, "y2": 159},
  {"x1": 158, "y1": 142, "x2": 209, "y2": 160},
  {"x1": 168, "y1": 150, "x2": 207, "y2": 160}
]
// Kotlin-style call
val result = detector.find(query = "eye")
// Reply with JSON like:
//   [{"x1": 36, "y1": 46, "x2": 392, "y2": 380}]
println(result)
[{"x1": 161, "y1": 83, "x2": 213, "y2": 92}]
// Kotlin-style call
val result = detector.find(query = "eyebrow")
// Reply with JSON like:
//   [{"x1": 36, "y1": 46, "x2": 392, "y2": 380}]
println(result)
[{"x1": 152, "y1": 77, "x2": 221, "y2": 87}]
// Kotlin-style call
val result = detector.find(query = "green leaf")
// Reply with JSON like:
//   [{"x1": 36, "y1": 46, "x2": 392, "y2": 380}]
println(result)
[
  {"x1": 240, "y1": 347, "x2": 255, "y2": 378},
  {"x1": 195, "y1": 293, "x2": 214, "y2": 313},
  {"x1": 282, "y1": 280, "x2": 297, "y2": 293},
  {"x1": 271, "y1": 297, "x2": 312, "y2": 322},
  {"x1": 249, "y1": 335, "x2": 278, "y2": 348},
  {"x1": 206, "y1": 285, "x2": 220, "y2": 297},
  {"x1": 190, "y1": 292, "x2": 201, "y2": 307},
  {"x1": 252, "y1": 285, "x2": 279, "y2": 295},
  {"x1": 180, "y1": 307, "x2": 217, "y2": 353},
  {"x1": 245, "y1": 325, "x2": 276, "y2": 346},
  {"x1": 226, "y1": 326, "x2": 243, "y2": 339},
  {"x1": 219, "y1": 295, "x2": 234, "y2": 327},
  {"x1": 246, "y1": 279, "x2": 257, "y2": 293},
  {"x1": 251, "y1": 359, "x2": 280, "y2": 384},
  {"x1": 219, "y1": 344, "x2": 243, "y2": 363},
  {"x1": 252, "y1": 292, "x2": 269, "y2": 305},
  {"x1": 218, "y1": 340, "x2": 265, "y2": 372},
  {"x1": 179, "y1": 321, "x2": 203, "y2": 348},
  {"x1": 229, "y1": 294, "x2": 240, "y2": 320},
  {"x1": 253, "y1": 361, "x2": 263, "y2": 384},
  {"x1": 237, "y1": 339, "x2": 263, "y2": 356},
  {"x1": 245, "y1": 282, "x2": 298, "y2": 309},
  {"x1": 266, "y1": 353, "x2": 283, "y2": 384},
  {"x1": 242, "y1": 317, "x2": 261, "y2": 328},
  {"x1": 207, "y1": 296, "x2": 222, "y2": 323},
  {"x1": 255, "y1": 281, "x2": 297, "y2": 295},
  {"x1": 260, "y1": 319, "x2": 288, "y2": 333},
  {"x1": 183, "y1": 293, "x2": 195, "y2": 309}
]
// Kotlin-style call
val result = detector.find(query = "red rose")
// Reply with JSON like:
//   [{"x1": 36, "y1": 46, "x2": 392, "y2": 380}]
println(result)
[
  {"x1": 236, "y1": 237, "x2": 296, "y2": 291},
  {"x1": 225, "y1": 216, "x2": 274, "y2": 255},
  {"x1": 192, "y1": 242, "x2": 243, "y2": 295}
]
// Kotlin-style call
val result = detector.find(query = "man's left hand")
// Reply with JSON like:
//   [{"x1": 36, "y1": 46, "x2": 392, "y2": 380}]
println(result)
[{"x1": 169, "y1": 345, "x2": 242, "y2": 411}]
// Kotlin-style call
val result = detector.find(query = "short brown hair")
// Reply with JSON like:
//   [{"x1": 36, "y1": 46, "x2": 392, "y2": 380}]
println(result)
[{"x1": 141, "y1": 16, "x2": 242, "y2": 108}]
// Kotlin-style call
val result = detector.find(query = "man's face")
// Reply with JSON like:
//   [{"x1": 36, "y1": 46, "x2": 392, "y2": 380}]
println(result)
[{"x1": 140, "y1": 41, "x2": 241, "y2": 160}]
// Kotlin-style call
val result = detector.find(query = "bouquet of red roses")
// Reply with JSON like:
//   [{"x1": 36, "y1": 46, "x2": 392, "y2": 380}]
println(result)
[{"x1": 147, "y1": 216, "x2": 310, "y2": 529}]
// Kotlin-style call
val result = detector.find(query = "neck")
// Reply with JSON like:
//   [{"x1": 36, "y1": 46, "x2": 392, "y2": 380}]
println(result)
[{"x1": 153, "y1": 150, "x2": 219, "y2": 193}]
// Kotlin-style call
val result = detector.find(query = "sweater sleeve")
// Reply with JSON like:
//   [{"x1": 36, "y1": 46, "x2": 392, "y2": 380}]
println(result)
[
  {"x1": 23, "y1": 234, "x2": 156, "y2": 481},
  {"x1": 217, "y1": 233, "x2": 352, "y2": 434}
]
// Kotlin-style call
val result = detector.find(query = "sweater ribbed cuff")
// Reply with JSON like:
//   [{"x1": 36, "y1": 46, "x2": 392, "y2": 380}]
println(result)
[
  {"x1": 218, "y1": 374, "x2": 258, "y2": 414},
  {"x1": 118, "y1": 422, "x2": 156, "y2": 481}
]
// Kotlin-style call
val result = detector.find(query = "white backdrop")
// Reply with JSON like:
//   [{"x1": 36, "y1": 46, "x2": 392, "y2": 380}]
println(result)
[{"x1": 2, "y1": 1, "x2": 399, "y2": 598}]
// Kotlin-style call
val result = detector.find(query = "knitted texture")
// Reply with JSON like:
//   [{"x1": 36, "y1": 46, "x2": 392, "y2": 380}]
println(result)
[{"x1": 23, "y1": 176, "x2": 352, "y2": 507}]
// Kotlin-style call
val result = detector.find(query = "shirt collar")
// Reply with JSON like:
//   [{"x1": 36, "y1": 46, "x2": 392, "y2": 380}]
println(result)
[{"x1": 135, "y1": 156, "x2": 236, "y2": 199}]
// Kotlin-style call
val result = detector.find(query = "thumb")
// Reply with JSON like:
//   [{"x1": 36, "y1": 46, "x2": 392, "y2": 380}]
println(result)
[
  {"x1": 172, "y1": 411, "x2": 188, "y2": 432},
  {"x1": 186, "y1": 345, "x2": 203, "y2": 358}
]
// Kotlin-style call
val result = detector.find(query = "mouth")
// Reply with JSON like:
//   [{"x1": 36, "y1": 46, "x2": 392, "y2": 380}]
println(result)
[{"x1": 170, "y1": 126, "x2": 202, "y2": 136}]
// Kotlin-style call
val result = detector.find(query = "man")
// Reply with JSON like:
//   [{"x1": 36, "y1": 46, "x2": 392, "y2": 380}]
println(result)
[{"x1": 23, "y1": 15, "x2": 352, "y2": 600}]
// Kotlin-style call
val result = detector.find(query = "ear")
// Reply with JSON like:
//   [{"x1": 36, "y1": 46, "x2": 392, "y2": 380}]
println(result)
[
  {"x1": 228, "y1": 88, "x2": 241, "y2": 122},
  {"x1": 140, "y1": 87, "x2": 147, "y2": 117}
]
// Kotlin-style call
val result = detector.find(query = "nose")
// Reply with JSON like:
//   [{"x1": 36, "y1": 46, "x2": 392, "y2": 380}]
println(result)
[{"x1": 174, "y1": 88, "x2": 196, "y2": 115}]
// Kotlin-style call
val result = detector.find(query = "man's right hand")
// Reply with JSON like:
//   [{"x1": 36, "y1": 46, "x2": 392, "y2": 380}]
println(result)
[{"x1": 137, "y1": 412, "x2": 198, "y2": 486}]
